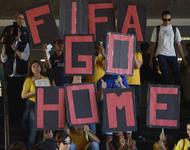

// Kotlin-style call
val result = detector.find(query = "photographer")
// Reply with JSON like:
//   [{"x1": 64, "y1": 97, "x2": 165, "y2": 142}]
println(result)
[{"x1": 0, "y1": 12, "x2": 30, "y2": 126}]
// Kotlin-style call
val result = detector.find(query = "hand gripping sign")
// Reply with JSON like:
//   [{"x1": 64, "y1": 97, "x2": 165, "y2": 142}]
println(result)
[{"x1": 147, "y1": 84, "x2": 180, "y2": 128}]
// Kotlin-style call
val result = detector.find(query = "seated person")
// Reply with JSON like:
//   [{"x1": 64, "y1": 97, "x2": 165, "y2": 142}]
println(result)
[
  {"x1": 32, "y1": 129, "x2": 57, "y2": 150},
  {"x1": 85, "y1": 41, "x2": 105, "y2": 83},
  {"x1": 153, "y1": 129, "x2": 175, "y2": 150},
  {"x1": 175, "y1": 123, "x2": 190, "y2": 150},
  {"x1": 69, "y1": 125, "x2": 100, "y2": 150},
  {"x1": 109, "y1": 132, "x2": 137, "y2": 150},
  {"x1": 55, "y1": 131, "x2": 72, "y2": 150}
]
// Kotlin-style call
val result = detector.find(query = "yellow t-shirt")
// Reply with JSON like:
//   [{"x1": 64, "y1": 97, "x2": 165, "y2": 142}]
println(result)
[
  {"x1": 85, "y1": 55, "x2": 105, "y2": 83},
  {"x1": 21, "y1": 76, "x2": 49, "y2": 102},
  {"x1": 175, "y1": 138, "x2": 190, "y2": 150},
  {"x1": 127, "y1": 52, "x2": 143, "y2": 85},
  {"x1": 153, "y1": 142, "x2": 168, "y2": 150}
]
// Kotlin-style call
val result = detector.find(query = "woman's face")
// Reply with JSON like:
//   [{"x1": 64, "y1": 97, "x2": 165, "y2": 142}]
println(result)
[
  {"x1": 58, "y1": 137, "x2": 71, "y2": 150},
  {"x1": 31, "y1": 63, "x2": 41, "y2": 75}
]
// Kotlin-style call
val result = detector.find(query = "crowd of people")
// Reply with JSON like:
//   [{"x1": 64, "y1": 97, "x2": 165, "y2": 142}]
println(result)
[{"x1": 0, "y1": 9, "x2": 190, "y2": 150}]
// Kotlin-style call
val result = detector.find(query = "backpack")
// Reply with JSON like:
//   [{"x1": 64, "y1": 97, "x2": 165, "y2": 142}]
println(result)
[{"x1": 151, "y1": 25, "x2": 177, "y2": 83}]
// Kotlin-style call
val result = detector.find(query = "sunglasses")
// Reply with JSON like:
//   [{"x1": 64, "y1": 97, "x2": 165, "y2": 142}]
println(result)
[{"x1": 162, "y1": 18, "x2": 171, "y2": 22}]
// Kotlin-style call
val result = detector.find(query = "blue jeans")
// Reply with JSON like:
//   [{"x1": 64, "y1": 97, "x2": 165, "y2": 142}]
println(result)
[
  {"x1": 22, "y1": 100, "x2": 36, "y2": 148},
  {"x1": 157, "y1": 55, "x2": 180, "y2": 85},
  {"x1": 70, "y1": 143, "x2": 77, "y2": 150},
  {"x1": 87, "y1": 141, "x2": 99, "y2": 150}
]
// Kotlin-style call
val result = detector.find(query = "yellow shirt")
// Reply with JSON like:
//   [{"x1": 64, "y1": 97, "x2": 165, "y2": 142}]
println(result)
[
  {"x1": 127, "y1": 52, "x2": 143, "y2": 85},
  {"x1": 85, "y1": 55, "x2": 105, "y2": 83},
  {"x1": 21, "y1": 76, "x2": 49, "y2": 102},
  {"x1": 153, "y1": 142, "x2": 168, "y2": 150},
  {"x1": 175, "y1": 138, "x2": 190, "y2": 150}
]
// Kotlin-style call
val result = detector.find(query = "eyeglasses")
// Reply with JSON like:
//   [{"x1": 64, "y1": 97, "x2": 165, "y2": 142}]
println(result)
[{"x1": 162, "y1": 18, "x2": 171, "y2": 22}]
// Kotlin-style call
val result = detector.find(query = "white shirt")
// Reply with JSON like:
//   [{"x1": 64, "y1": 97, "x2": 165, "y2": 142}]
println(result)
[{"x1": 151, "y1": 24, "x2": 182, "y2": 56}]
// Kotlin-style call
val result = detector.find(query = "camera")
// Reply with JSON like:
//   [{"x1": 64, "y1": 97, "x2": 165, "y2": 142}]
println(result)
[{"x1": 1, "y1": 22, "x2": 18, "y2": 46}]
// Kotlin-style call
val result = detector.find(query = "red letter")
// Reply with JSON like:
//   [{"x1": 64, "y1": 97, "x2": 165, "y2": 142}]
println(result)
[
  {"x1": 37, "y1": 88, "x2": 65, "y2": 128},
  {"x1": 25, "y1": 4, "x2": 50, "y2": 44},
  {"x1": 149, "y1": 87, "x2": 178, "y2": 127},
  {"x1": 121, "y1": 5, "x2": 143, "y2": 42},
  {"x1": 65, "y1": 35, "x2": 94, "y2": 75},
  {"x1": 106, "y1": 33, "x2": 134, "y2": 75},
  {"x1": 66, "y1": 84, "x2": 99, "y2": 125},
  {"x1": 88, "y1": 3, "x2": 113, "y2": 39},
  {"x1": 106, "y1": 91, "x2": 135, "y2": 128}
]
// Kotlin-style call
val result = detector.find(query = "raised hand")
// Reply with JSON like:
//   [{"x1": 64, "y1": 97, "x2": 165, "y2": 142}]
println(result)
[{"x1": 101, "y1": 79, "x2": 107, "y2": 89}]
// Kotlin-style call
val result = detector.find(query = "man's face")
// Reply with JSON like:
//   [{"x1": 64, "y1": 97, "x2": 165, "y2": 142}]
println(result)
[
  {"x1": 54, "y1": 42, "x2": 64, "y2": 56},
  {"x1": 162, "y1": 14, "x2": 172, "y2": 26},
  {"x1": 187, "y1": 124, "x2": 190, "y2": 137},
  {"x1": 16, "y1": 14, "x2": 24, "y2": 27}
]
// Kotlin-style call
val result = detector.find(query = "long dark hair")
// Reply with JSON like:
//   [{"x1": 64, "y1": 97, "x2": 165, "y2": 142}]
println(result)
[{"x1": 26, "y1": 60, "x2": 43, "y2": 78}]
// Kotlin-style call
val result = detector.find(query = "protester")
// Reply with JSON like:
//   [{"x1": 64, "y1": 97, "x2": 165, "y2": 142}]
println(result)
[
  {"x1": 32, "y1": 129, "x2": 57, "y2": 150},
  {"x1": 8, "y1": 141, "x2": 26, "y2": 150},
  {"x1": 85, "y1": 41, "x2": 105, "y2": 83},
  {"x1": 97, "y1": 57, "x2": 129, "y2": 149},
  {"x1": 43, "y1": 40, "x2": 72, "y2": 86},
  {"x1": 175, "y1": 123, "x2": 190, "y2": 150},
  {"x1": 109, "y1": 132, "x2": 137, "y2": 150},
  {"x1": 69, "y1": 125, "x2": 100, "y2": 150},
  {"x1": 0, "y1": 11, "x2": 30, "y2": 125},
  {"x1": 153, "y1": 129, "x2": 175, "y2": 150},
  {"x1": 21, "y1": 60, "x2": 50, "y2": 148}
]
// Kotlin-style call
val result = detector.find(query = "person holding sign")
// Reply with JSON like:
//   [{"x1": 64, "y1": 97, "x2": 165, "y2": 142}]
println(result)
[
  {"x1": 175, "y1": 123, "x2": 190, "y2": 150},
  {"x1": 85, "y1": 41, "x2": 105, "y2": 83},
  {"x1": 0, "y1": 11, "x2": 30, "y2": 126},
  {"x1": 43, "y1": 40, "x2": 72, "y2": 86},
  {"x1": 153, "y1": 129, "x2": 176, "y2": 150},
  {"x1": 97, "y1": 57, "x2": 129, "y2": 149},
  {"x1": 68, "y1": 125, "x2": 100, "y2": 150},
  {"x1": 21, "y1": 60, "x2": 50, "y2": 148}
]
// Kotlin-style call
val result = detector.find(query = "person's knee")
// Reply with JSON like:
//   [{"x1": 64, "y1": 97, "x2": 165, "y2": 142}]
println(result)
[
  {"x1": 88, "y1": 141, "x2": 99, "y2": 150},
  {"x1": 70, "y1": 143, "x2": 77, "y2": 150}
]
